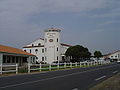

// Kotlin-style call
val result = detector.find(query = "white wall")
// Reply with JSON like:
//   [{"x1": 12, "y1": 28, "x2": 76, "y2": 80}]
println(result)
[
  {"x1": 44, "y1": 29, "x2": 61, "y2": 64},
  {"x1": 108, "y1": 52, "x2": 120, "y2": 60}
]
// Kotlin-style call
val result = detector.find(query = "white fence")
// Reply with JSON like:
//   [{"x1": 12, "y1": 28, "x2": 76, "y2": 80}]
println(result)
[
  {"x1": 28, "y1": 60, "x2": 110, "y2": 73},
  {"x1": 0, "y1": 60, "x2": 110, "y2": 75},
  {"x1": 0, "y1": 64, "x2": 18, "y2": 75}
]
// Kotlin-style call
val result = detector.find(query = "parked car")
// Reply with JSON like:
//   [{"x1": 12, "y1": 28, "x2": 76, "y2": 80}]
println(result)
[{"x1": 117, "y1": 60, "x2": 120, "y2": 64}]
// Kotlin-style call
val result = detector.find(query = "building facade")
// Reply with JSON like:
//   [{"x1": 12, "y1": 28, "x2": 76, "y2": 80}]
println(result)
[
  {"x1": 0, "y1": 44, "x2": 35, "y2": 66},
  {"x1": 23, "y1": 28, "x2": 71, "y2": 64},
  {"x1": 104, "y1": 50, "x2": 120, "y2": 61}
]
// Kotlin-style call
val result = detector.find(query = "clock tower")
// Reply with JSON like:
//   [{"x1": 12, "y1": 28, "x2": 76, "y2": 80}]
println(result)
[{"x1": 44, "y1": 28, "x2": 61, "y2": 64}]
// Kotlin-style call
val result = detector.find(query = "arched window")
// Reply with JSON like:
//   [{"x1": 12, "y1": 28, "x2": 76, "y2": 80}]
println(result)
[
  {"x1": 35, "y1": 49, "x2": 38, "y2": 54},
  {"x1": 38, "y1": 43, "x2": 41, "y2": 46},
  {"x1": 36, "y1": 57, "x2": 38, "y2": 59}
]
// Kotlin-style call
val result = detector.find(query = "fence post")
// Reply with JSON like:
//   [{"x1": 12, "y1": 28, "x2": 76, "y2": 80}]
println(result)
[
  {"x1": 39, "y1": 63, "x2": 41, "y2": 72},
  {"x1": 49, "y1": 64, "x2": 51, "y2": 71},
  {"x1": 64, "y1": 62, "x2": 66, "y2": 68},
  {"x1": 87, "y1": 62, "x2": 89, "y2": 66},
  {"x1": 57, "y1": 63, "x2": 59, "y2": 70},
  {"x1": 28, "y1": 63, "x2": 30, "y2": 73},
  {"x1": 70, "y1": 62, "x2": 72, "y2": 68},
  {"x1": 0, "y1": 64, "x2": 2, "y2": 75},
  {"x1": 16, "y1": 64, "x2": 18, "y2": 74},
  {"x1": 80, "y1": 62, "x2": 81, "y2": 67},
  {"x1": 75, "y1": 62, "x2": 77, "y2": 67}
]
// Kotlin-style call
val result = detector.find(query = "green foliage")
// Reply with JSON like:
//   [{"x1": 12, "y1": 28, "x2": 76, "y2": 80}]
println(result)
[
  {"x1": 18, "y1": 67, "x2": 28, "y2": 73},
  {"x1": 65, "y1": 45, "x2": 91, "y2": 62},
  {"x1": 94, "y1": 51, "x2": 103, "y2": 60}
]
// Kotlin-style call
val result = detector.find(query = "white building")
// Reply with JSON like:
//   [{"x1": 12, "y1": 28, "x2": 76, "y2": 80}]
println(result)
[
  {"x1": 104, "y1": 50, "x2": 120, "y2": 61},
  {"x1": 23, "y1": 28, "x2": 71, "y2": 64}
]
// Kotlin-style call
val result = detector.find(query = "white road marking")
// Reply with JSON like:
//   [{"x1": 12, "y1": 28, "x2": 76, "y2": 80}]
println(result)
[
  {"x1": 113, "y1": 70, "x2": 118, "y2": 74},
  {"x1": 72, "y1": 88, "x2": 78, "y2": 90},
  {"x1": 0, "y1": 65, "x2": 118, "y2": 89},
  {"x1": 95, "y1": 76, "x2": 106, "y2": 81}
]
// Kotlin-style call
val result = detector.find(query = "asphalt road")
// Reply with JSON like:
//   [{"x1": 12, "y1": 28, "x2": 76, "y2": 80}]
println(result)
[{"x1": 0, "y1": 63, "x2": 120, "y2": 90}]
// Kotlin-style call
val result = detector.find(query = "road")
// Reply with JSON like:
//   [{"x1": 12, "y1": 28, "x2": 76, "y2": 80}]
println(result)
[{"x1": 0, "y1": 63, "x2": 120, "y2": 90}]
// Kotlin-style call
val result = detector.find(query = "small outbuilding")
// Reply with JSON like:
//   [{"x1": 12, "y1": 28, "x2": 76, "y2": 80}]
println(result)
[{"x1": 0, "y1": 44, "x2": 36, "y2": 66}]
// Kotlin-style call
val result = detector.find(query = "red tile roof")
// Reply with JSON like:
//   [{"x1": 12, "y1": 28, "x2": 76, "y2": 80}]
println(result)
[
  {"x1": 23, "y1": 45, "x2": 44, "y2": 48},
  {"x1": 23, "y1": 43, "x2": 71, "y2": 48},
  {"x1": 104, "y1": 50, "x2": 120, "y2": 57},
  {"x1": 0, "y1": 44, "x2": 34, "y2": 56},
  {"x1": 61, "y1": 43, "x2": 72, "y2": 47}
]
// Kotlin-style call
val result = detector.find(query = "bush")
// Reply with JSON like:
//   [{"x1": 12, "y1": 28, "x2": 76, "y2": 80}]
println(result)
[{"x1": 18, "y1": 67, "x2": 28, "y2": 73}]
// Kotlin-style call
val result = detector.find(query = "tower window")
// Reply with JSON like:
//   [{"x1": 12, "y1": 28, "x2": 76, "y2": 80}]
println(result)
[
  {"x1": 42, "y1": 49, "x2": 44, "y2": 53},
  {"x1": 42, "y1": 57, "x2": 44, "y2": 61},
  {"x1": 57, "y1": 56, "x2": 58, "y2": 60},
  {"x1": 57, "y1": 47, "x2": 58, "y2": 51},
  {"x1": 57, "y1": 38, "x2": 58, "y2": 42}
]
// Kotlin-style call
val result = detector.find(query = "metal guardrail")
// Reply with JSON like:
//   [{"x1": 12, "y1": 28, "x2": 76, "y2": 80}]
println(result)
[{"x1": 0, "y1": 64, "x2": 18, "y2": 74}]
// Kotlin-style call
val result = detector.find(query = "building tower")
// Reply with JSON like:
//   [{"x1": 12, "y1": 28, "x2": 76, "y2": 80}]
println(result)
[{"x1": 44, "y1": 28, "x2": 61, "y2": 64}]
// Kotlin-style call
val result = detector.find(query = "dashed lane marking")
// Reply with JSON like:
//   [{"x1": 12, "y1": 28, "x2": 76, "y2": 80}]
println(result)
[
  {"x1": 113, "y1": 70, "x2": 118, "y2": 74},
  {"x1": 95, "y1": 75, "x2": 106, "y2": 81}
]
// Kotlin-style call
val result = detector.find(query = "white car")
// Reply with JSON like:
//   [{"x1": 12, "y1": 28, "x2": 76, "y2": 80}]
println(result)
[{"x1": 117, "y1": 60, "x2": 120, "y2": 64}]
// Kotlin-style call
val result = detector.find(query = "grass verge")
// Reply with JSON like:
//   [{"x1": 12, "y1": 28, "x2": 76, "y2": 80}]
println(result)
[{"x1": 89, "y1": 73, "x2": 120, "y2": 90}]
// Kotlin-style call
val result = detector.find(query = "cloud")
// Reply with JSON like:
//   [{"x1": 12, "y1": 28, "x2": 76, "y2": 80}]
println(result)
[
  {"x1": 0, "y1": 0, "x2": 119, "y2": 50},
  {"x1": 0, "y1": 0, "x2": 111, "y2": 30},
  {"x1": 0, "y1": 0, "x2": 110, "y2": 35}
]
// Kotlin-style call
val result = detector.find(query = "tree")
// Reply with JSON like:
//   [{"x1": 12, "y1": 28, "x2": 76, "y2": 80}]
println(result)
[
  {"x1": 65, "y1": 45, "x2": 91, "y2": 62},
  {"x1": 94, "y1": 51, "x2": 102, "y2": 60}
]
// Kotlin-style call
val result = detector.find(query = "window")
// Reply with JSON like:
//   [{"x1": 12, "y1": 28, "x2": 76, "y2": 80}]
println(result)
[
  {"x1": 30, "y1": 49, "x2": 31, "y2": 53},
  {"x1": 57, "y1": 56, "x2": 58, "y2": 60},
  {"x1": 35, "y1": 49, "x2": 38, "y2": 54},
  {"x1": 57, "y1": 38, "x2": 58, "y2": 42},
  {"x1": 38, "y1": 43, "x2": 41, "y2": 46},
  {"x1": 57, "y1": 47, "x2": 58, "y2": 51},
  {"x1": 45, "y1": 48, "x2": 47, "y2": 52},
  {"x1": 36, "y1": 57, "x2": 38, "y2": 59},
  {"x1": 32, "y1": 44, "x2": 34, "y2": 46},
  {"x1": 42, "y1": 57, "x2": 44, "y2": 61},
  {"x1": 42, "y1": 49, "x2": 44, "y2": 53}
]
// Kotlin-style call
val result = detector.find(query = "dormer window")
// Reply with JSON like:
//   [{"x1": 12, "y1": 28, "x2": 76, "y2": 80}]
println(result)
[{"x1": 32, "y1": 44, "x2": 34, "y2": 46}]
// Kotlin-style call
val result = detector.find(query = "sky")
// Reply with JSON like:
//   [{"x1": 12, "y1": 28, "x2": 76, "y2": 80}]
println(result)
[{"x1": 0, "y1": 0, "x2": 120, "y2": 54}]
